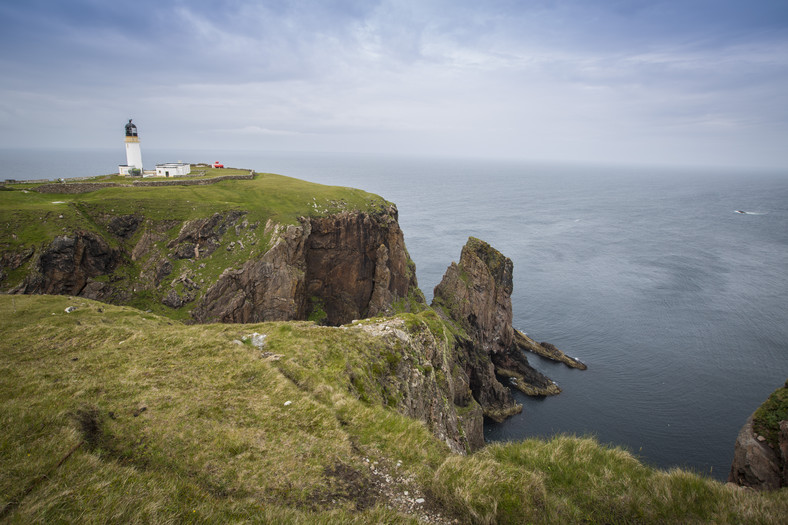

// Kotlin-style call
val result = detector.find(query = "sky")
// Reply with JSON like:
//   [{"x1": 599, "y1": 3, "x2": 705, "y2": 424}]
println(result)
[{"x1": 1, "y1": 0, "x2": 787, "y2": 168}]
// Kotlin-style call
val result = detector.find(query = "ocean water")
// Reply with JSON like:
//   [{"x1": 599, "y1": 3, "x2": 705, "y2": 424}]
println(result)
[{"x1": 3, "y1": 148, "x2": 787, "y2": 480}]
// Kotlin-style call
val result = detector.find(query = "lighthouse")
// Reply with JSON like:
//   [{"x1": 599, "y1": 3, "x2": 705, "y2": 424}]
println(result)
[{"x1": 119, "y1": 119, "x2": 143, "y2": 176}]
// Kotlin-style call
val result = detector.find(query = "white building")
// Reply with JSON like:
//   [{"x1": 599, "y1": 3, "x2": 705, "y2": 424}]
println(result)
[
  {"x1": 154, "y1": 163, "x2": 191, "y2": 177},
  {"x1": 119, "y1": 119, "x2": 143, "y2": 175}
]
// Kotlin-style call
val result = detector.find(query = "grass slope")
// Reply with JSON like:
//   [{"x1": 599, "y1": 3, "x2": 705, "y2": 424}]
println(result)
[{"x1": 1, "y1": 295, "x2": 786, "y2": 524}]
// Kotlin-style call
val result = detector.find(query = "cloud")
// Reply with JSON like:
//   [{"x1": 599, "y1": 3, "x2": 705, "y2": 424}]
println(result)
[
  {"x1": 0, "y1": 0, "x2": 787, "y2": 167},
  {"x1": 214, "y1": 125, "x2": 303, "y2": 136}
]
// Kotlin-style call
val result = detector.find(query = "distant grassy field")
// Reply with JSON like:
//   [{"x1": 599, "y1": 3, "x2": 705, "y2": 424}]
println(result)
[{"x1": 1, "y1": 295, "x2": 786, "y2": 524}]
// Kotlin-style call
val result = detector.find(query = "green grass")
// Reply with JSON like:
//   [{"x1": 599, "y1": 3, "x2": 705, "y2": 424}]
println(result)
[
  {"x1": 0, "y1": 172, "x2": 389, "y2": 249},
  {"x1": 1, "y1": 295, "x2": 786, "y2": 523},
  {"x1": 752, "y1": 380, "x2": 788, "y2": 450}
]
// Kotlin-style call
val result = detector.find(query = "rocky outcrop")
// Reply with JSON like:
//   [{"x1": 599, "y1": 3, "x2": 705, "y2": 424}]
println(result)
[
  {"x1": 433, "y1": 237, "x2": 515, "y2": 355},
  {"x1": 192, "y1": 205, "x2": 422, "y2": 325},
  {"x1": 514, "y1": 330, "x2": 587, "y2": 370},
  {"x1": 354, "y1": 317, "x2": 484, "y2": 453},
  {"x1": 4, "y1": 201, "x2": 422, "y2": 326},
  {"x1": 105, "y1": 214, "x2": 143, "y2": 239},
  {"x1": 168, "y1": 211, "x2": 246, "y2": 260},
  {"x1": 191, "y1": 218, "x2": 310, "y2": 323},
  {"x1": 432, "y1": 237, "x2": 562, "y2": 422},
  {"x1": 728, "y1": 415, "x2": 784, "y2": 490},
  {"x1": 9, "y1": 231, "x2": 123, "y2": 298},
  {"x1": 729, "y1": 381, "x2": 788, "y2": 490}
]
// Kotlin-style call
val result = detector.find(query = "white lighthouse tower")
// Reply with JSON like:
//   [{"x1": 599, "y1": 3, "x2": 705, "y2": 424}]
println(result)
[{"x1": 119, "y1": 119, "x2": 143, "y2": 176}]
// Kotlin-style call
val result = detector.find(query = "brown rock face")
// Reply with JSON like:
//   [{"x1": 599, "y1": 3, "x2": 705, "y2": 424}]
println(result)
[
  {"x1": 728, "y1": 415, "x2": 782, "y2": 490},
  {"x1": 192, "y1": 206, "x2": 421, "y2": 325},
  {"x1": 433, "y1": 237, "x2": 514, "y2": 354},
  {"x1": 729, "y1": 381, "x2": 788, "y2": 490},
  {"x1": 191, "y1": 218, "x2": 311, "y2": 323},
  {"x1": 432, "y1": 237, "x2": 558, "y2": 422},
  {"x1": 305, "y1": 208, "x2": 416, "y2": 325}
]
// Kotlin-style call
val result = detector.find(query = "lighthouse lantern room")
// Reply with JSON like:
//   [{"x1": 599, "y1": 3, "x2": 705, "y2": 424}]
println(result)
[{"x1": 119, "y1": 119, "x2": 144, "y2": 176}]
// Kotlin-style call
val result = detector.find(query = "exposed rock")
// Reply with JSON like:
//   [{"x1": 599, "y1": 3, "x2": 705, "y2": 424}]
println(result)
[
  {"x1": 0, "y1": 247, "x2": 34, "y2": 272},
  {"x1": 305, "y1": 206, "x2": 418, "y2": 325},
  {"x1": 168, "y1": 211, "x2": 245, "y2": 259},
  {"x1": 728, "y1": 415, "x2": 781, "y2": 490},
  {"x1": 80, "y1": 280, "x2": 115, "y2": 302},
  {"x1": 131, "y1": 220, "x2": 179, "y2": 261},
  {"x1": 729, "y1": 381, "x2": 788, "y2": 490},
  {"x1": 191, "y1": 218, "x2": 311, "y2": 323},
  {"x1": 193, "y1": 206, "x2": 422, "y2": 325},
  {"x1": 106, "y1": 214, "x2": 142, "y2": 239},
  {"x1": 433, "y1": 237, "x2": 515, "y2": 355},
  {"x1": 162, "y1": 288, "x2": 194, "y2": 309},
  {"x1": 10, "y1": 231, "x2": 122, "y2": 296},
  {"x1": 155, "y1": 259, "x2": 173, "y2": 286},
  {"x1": 172, "y1": 243, "x2": 197, "y2": 260},
  {"x1": 354, "y1": 317, "x2": 484, "y2": 453},
  {"x1": 0, "y1": 247, "x2": 35, "y2": 285},
  {"x1": 432, "y1": 237, "x2": 558, "y2": 422},
  {"x1": 514, "y1": 330, "x2": 588, "y2": 370}
]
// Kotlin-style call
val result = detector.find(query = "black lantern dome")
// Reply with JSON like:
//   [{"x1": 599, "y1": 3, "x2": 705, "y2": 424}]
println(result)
[{"x1": 125, "y1": 119, "x2": 138, "y2": 137}]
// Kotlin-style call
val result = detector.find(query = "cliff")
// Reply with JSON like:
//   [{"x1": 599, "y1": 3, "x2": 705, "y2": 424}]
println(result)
[
  {"x1": 729, "y1": 380, "x2": 788, "y2": 490},
  {"x1": 431, "y1": 237, "x2": 564, "y2": 422},
  {"x1": 0, "y1": 176, "x2": 573, "y2": 438},
  {"x1": 1, "y1": 174, "x2": 786, "y2": 522},
  {"x1": 189, "y1": 206, "x2": 420, "y2": 325},
  {"x1": 0, "y1": 174, "x2": 423, "y2": 325}
]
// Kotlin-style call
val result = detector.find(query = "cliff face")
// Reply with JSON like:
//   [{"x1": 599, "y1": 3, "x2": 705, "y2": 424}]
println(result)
[
  {"x1": 4, "y1": 205, "x2": 422, "y2": 327},
  {"x1": 729, "y1": 381, "x2": 788, "y2": 490},
  {"x1": 306, "y1": 209, "x2": 416, "y2": 325},
  {"x1": 432, "y1": 237, "x2": 560, "y2": 422},
  {"x1": 9, "y1": 231, "x2": 125, "y2": 302},
  {"x1": 191, "y1": 206, "x2": 420, "y2": 325},
  {"x1": 191, "y1": 218, "x2": 311, "y2": 323},
  {"x1": 433, "y1": 237, "x2": 515, "y2": 354}
]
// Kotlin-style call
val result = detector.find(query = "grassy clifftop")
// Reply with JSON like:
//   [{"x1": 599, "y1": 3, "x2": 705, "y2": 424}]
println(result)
[
  {"x1": 2, "y1": 295, "x2": 786, "y2": 524},
  {"x1": 0, "y1": 172, "x2": 396, "y2": 321},
  {"x1": 0, "y1": 171, "x2": 390, "y2": 252}
]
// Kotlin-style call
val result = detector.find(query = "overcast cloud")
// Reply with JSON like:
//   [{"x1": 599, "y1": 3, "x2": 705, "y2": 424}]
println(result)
[{"x1": 1, "y1": 0, "x2": 787, "y2": 167}]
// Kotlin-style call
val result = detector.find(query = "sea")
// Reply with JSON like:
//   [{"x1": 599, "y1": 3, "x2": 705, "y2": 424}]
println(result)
[{"x1": 3, "y1": 147, "x2": 787, "y2": 481}]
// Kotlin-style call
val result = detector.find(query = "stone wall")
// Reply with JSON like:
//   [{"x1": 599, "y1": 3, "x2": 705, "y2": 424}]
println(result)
[{"x1": 32, "y1": 173, "x2": 255, "y2": 194}]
